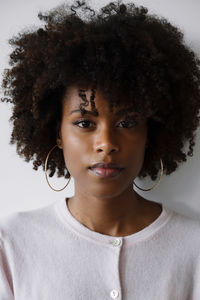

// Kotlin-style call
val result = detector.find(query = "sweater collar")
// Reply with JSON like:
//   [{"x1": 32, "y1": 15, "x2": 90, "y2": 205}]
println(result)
[{"x1": 55, "y1": 197, "x2": 173, "y2": 247}]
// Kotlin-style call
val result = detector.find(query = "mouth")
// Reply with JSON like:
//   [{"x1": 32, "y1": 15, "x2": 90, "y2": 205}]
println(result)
[
  {"x1": 89, "y1": 167, "x2": 123, "y2": 178},
  {"x1": 89, "y1": 162, "x2": 124, "y2": 169}
]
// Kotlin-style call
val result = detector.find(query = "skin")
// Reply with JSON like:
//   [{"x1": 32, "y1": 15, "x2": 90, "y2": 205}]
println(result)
[{"x1": 57, "y1": 85, "x2": 162, "y2": 237}]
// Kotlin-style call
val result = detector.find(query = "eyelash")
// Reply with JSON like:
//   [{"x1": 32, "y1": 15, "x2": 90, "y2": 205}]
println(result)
[{"x1": 73, "y1": 118, "x2": 139, "y2": 129}]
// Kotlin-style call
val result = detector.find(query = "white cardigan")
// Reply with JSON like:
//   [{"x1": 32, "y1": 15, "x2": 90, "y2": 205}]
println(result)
[{"x1": 1, "y1": 197, "x2": 200, "y2": 299}]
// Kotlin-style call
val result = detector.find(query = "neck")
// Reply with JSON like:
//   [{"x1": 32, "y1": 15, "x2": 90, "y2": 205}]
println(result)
[{"x1": 66, "y1": 187, "x2": 162, "y2": 237}]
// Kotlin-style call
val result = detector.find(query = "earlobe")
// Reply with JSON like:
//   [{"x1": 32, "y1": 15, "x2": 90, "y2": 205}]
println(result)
[
  {"x1": 56, "y1": 122, "x2": 63, "y2": 149},
  {"x1": 56, "y1": 138, "x2": 63, "y2": 149}
]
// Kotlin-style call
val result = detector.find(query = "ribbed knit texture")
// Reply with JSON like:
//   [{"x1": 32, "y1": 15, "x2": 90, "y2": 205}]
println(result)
[{"x1": 1, "y1": 198, "x2": 200, "y2": 299}]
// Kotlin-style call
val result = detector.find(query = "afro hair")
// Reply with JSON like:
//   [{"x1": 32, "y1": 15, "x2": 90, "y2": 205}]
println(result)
[{"x1": 1, "y1": 0, "x2": 200, "y2": 181}]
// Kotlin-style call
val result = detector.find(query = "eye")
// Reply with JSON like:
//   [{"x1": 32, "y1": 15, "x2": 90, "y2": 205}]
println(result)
[
  {"x1": 72, "y1": 117, "x2": 139, "y2": 129},
  {"x1": 118, "y1": 118, "x2": 139, "y2": 128},
  {"x1": 73, "y1": 119, "x2": 94, "y2": 128}
]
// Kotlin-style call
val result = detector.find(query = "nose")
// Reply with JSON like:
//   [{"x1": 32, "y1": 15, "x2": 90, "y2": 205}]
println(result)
[{"x1": 94, "y1": 127, "x2": 120, "y2": 154}]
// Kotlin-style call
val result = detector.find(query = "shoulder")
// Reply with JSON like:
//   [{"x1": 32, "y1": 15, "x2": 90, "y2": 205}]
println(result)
[
  {"x1": 0, "y1": 201, "x2": 58, "y2": 247},
  {"x1": 169, "y1": 209, "x2": 200, "y2": 233},
  {"x1": 164, "y1": 207, "x2": 200, "y2": 252}
]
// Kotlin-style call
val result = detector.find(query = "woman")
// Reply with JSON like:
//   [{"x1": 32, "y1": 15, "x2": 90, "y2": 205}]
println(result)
[{"x1": 1, "y1": 1, "x2": 200, "y2": 299}]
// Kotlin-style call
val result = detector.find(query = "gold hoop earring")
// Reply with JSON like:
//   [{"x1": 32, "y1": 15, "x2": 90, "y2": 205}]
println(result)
[
  {"x1": 45, "y1": 144, "x2": 71, "y2": 192},
  {"x1": 133, "y1": 158, "x2": 163, "y2": 191}
]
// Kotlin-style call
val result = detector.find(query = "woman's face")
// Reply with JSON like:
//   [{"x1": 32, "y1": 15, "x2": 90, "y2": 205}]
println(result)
[{"x1": 57, "y1": 85, "x2": 148, "y2": 198}]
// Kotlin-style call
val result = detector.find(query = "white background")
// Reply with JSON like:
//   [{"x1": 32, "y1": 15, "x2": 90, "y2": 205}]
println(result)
[{"x1": 0, "y1": 0, "x2": 200, "y2": 218}]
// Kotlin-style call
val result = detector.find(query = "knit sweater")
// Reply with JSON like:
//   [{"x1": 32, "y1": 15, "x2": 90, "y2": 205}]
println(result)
[{"x1": 1, "y1": 198, "x2": 200, "y2": 300}]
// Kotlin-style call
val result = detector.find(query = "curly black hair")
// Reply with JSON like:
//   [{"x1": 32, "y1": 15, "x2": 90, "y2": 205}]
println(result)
[{"x1": 1, "y1": 0, "x2": 200, "y2": 181}]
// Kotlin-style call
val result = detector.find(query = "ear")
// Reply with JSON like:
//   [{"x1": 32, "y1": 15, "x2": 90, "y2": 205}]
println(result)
[
  {"x1": 56, "y1": 121, "x2": 63, "y2": 149},
  {"x1": 57, "y1": 137, "x2": 63, "y2": 149}
]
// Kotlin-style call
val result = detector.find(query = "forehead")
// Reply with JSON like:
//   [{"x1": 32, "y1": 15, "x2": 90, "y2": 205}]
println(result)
[
  {"x1": 62, "y1": 85, "x2": 137, "y2": 115},
  {"x1": 63, "y1": 85, "x2": 98, "y2": 106}
]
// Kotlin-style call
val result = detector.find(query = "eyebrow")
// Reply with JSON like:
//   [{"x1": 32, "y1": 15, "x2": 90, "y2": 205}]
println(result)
[
  {"x1": 70, "y1": 108, "x2": 137, "y2": 116},
  {"x1": 70, "y1": 109, "x2": 97, "y2": 116}
]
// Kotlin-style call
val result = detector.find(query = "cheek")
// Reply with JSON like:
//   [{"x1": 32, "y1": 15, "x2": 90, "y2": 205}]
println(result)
[
  {"x1": 125, "y1": 142, "x2": 146, "y2": 166},
  {"x1": 124, "y1": 130, "x2": 147, "y2": 174},
  {"x1": 61, "y1": 131, "x2": 89, "y2": 172},
  {"x1": 126, "y1": 126, "x2": 147, "y2": 153}
]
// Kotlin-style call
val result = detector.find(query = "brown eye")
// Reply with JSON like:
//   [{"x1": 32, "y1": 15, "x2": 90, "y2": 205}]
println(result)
[
  {"x1": 118, "y1": 119, "x2": 139, "y2": 128},
  {"x1": 73, "y1": 119, "x2": 94, "y2": 128}
]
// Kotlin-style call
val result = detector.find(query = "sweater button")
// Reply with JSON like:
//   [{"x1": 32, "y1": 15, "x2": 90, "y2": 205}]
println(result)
[
  {"x1": 111, "y1": 238, "x2": 122, "y2": 246},
  {"x1": 110, "y1": 289, "x2": 119, "y2": 298}
]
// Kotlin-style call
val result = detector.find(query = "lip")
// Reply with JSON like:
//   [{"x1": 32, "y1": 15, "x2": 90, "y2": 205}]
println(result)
[
  {"x1": 89, "y1": 162, "x2": 124, "y2": 169},
  {"x1": 89, "y1": 167, "x2": 123, "y2": 178}
]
